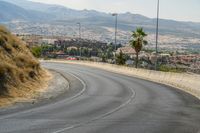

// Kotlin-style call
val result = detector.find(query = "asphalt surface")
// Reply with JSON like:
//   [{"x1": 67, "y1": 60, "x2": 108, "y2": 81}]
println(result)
[{"x1": 0, "y1": 62, "x2": 200, "y2": 133}]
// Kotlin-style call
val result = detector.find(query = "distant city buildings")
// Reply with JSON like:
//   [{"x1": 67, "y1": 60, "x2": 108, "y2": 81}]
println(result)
[
  {"x1": 116, "y1": 46, "x2": 136, "y2": 58},
  {"x1": 17, "y1": 34, "x2": 200, "y2": 73},
  {"x1": 116, "y1": 46, "x2": 200, "y2": 72}
]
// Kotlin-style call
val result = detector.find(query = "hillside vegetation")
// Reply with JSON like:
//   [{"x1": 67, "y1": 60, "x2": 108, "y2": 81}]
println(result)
[{"x1": 0, "y1": 26, "x2": 49, "y2": 106}]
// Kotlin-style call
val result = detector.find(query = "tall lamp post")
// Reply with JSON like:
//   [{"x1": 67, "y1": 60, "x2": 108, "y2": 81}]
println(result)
[
  {"x1": 77, "y1": 22, "x2": 81, "y2": 39},
  {"x1": 112, "y1": 13, "x2": 118, "y2": 64},
  {"x1": 112, "y1": 13, "x2": 118, "y2": 51},
  {"x1": 155, "y1": 0, "x2": 160, "y2": 70},
  {"x1": 77, "y1": 22, "x2": 82, "y2": 57}
]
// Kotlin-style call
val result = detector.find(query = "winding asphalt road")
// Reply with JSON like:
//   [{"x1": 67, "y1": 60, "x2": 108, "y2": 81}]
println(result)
[{"x1": 0, "y1": 62, "x2": 200, "y2": 133}]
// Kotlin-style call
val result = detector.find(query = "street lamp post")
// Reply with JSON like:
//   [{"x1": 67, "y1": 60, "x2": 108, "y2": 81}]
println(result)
[
  {"x1": 77, "y1": 22, "x2": 82, "y2": 57},
  {"x1": 155, "y1": 0, "x2": 160, "y2": 70},
  {"x1": 77, "y1": 22, "x2": 81, "y2": 39},
  {"x1": 112, "y1": 13, "x2": 118, "y2": 64},
  {"x1": 112, "y1": 13, "x2": 118, "y2": 51}
]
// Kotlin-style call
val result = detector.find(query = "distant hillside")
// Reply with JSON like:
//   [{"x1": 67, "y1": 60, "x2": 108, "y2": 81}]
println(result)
[
  {"x1": 0, "y1": 1, "x2": 52, "y2": 22},
  {"x1": 1, "y1": 0, "x2": 199, "y2": 36},
  {"x1": 1, "y1": 0, "x2": 56, "y2": 12},
  {"x1": 0, "y1": 26, "x2": 45, "y2": 99},
  {"x1": 0, "y1": 0, "x2": 200, "y2": 51}
]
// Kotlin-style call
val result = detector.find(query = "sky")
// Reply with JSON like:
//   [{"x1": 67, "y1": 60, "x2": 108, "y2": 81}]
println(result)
[{"x1": 30, "y1": 0, "x2": 200, "y2": 22}]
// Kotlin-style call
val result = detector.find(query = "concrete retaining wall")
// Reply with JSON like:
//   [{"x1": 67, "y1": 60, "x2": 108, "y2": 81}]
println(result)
[{"x1": 43, "y1": 60, "x2": 200, "y2": 99}]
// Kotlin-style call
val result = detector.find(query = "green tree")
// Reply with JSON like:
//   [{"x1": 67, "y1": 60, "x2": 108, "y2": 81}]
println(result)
[
  {"x1": 101, "y1": 53, "x2": 107, "y2": 62},
  {"x1": 106, "y1": 44, "x2": 114, "y2": 59},
  {"x1": 116, "y1": 50, "x2": 126, "y2": 65},
  {"x1": 130, "y1": 27, "x2": 148, "y2": 68},
  {"x1": 68, "y1": 48, "x2": 78, "y2": 56},
  {"x1": 82, "y1": 48, "x2": 90, "y2": 57},
  {"x1": 31, "y1": 46, "x2": 42, "y2": 58},
  {"x1": 98, "y1": 50, "x2": 107, "y2": 62}
]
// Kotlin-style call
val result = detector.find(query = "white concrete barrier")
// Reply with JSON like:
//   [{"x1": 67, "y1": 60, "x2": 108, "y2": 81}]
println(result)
[{"x1": 42, "y1": 60, "x2": 200, "y2": 99}]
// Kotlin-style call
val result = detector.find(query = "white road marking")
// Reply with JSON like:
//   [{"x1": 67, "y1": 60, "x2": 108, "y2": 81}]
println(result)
[
  {"x1": 52, "y1": 87, "x2": 136, "y2": 133},
  {"x1": 0, "y1": 71, "x2": 87, "y2": 120}
]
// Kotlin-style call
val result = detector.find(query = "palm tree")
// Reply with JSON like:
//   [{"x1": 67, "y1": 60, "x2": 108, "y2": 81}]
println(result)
[{"x1": 130, "y1": 28, "x2": 148, "y2": 68}]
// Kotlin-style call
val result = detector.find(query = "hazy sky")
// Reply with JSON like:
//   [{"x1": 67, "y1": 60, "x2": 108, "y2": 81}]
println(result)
[{"x1": 30, "y1": 0, "x2": 200, "y2": 22}]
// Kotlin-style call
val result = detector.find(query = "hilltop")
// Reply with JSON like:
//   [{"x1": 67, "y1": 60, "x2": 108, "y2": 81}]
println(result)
[{"x1": 0, "y1": 26, "x2": 49, "y2": 106}]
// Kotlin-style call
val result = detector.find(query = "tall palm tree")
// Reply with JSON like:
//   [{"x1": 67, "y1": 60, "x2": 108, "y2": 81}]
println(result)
[{"x1": 130, "y1": 28, "x2": 148, "y2": 68}]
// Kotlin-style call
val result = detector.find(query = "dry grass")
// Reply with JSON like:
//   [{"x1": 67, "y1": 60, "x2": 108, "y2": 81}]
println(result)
[
  {"x1": 0, "y1": 69, "x2": 52, "y2": 107},
  {"x1": 0, "y1": 26, "x2": 51, "y2": 107}
]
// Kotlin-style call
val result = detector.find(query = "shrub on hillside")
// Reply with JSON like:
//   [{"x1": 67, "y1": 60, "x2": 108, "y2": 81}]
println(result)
[
  {"x1": 31, "y1": 46, "x2": 42, "y2": 58},
  {"x1": 0, "y1": 26, "x2": 42, "y2": 96},
  {"x1": 159, "y1": 65, "x2": 185, "y2": 73}
]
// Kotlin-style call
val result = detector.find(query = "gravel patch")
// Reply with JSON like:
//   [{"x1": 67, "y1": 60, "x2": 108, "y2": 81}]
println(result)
[
  {"x1": 38, "y1": 70, "x2": 69, "y2": 100},
  {"x1": 0, "y1": 70, "x2": 69, "y2": 109}
]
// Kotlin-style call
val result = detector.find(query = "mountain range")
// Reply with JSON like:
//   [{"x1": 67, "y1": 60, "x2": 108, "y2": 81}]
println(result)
[{"x1": 0, "y1": 0, "x2": 200, "y2": 51}]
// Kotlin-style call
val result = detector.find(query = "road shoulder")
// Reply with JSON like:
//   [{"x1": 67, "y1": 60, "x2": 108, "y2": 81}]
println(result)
[{"x1": 0, "y1": 70, "x2": 69, "y2": 110}]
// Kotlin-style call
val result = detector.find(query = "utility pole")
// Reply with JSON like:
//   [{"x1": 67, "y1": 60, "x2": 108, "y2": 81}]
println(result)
[
  {"x1": 77, "y1": 22, "x2": 81, "y2": 39},
  {"x1": 77, "y1": 22, "x2": 82, "y2": 57},
  {"x1": 112, "y1": 13, "x2": 118, "y2": 51},
  {"x1": 112, "y1": 13, "x2": 118, "y2": 64},
  {"x1": 155, "y1": 0, "x2": 160, "y2": 70}
]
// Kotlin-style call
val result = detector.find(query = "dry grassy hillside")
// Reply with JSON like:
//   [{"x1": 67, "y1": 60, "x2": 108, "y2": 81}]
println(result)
[{"x1": 0, "y1": 26, "x2": 49, "y2": 106}]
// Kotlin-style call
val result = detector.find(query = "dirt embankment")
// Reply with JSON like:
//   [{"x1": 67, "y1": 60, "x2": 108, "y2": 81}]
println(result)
[{"x1": 0, "y1": 26, "x2": 51, "y2": 107}]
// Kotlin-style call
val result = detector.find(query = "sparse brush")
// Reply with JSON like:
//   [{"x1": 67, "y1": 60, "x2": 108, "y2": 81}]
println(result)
[{"x1": 0, "y1": 26, "x2": 44, "y2": 96}]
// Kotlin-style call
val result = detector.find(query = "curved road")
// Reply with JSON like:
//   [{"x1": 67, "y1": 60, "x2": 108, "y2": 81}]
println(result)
[{"x1": 0, "y1": 62, "x2": 200, "y2": 133}]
